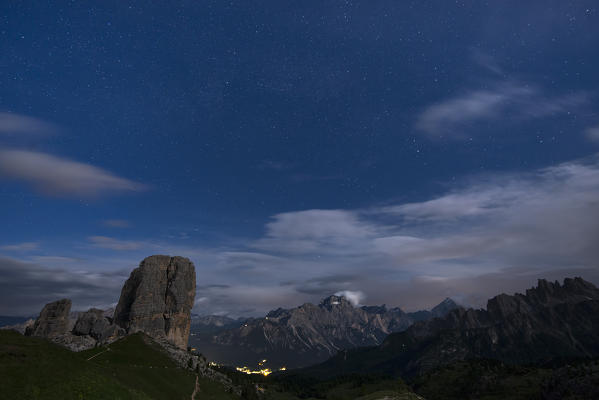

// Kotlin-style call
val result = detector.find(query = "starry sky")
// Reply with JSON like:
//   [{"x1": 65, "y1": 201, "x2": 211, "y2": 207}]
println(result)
[{"x1": 1, "y1": 1, "x2": 599, "y2": 317}]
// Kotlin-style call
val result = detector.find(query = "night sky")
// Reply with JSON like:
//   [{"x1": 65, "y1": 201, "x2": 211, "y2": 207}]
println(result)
[{"x1": 1, "y1": 1, "x2": 599, "y2": 316}]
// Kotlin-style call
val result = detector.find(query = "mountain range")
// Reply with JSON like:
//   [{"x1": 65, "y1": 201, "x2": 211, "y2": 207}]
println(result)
[
  {"x1": 3, "y1": 270, "x2": 599, "y2": 399},
  {"x1": 189, "y1": 294, "x2": 460, "y2": 368},
  {"x1": 302, "y1": 277, "x2": 599, "y2": 378}
]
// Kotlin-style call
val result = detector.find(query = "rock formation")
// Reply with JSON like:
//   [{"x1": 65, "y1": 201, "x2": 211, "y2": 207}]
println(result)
[
  {"x1": 24, "y1": 299, "x2": 124, "y2": 351},
  {"x1": 28, "y1": 299, "x2": 72, "y2": 338},
  {"x1": 73, "y1": 308, "x2": 124, "y2": 343},
  {"x1": 0, "y1": 318, "x2": 35, "y2": 335},
  {"x1": 22, "y1": 255, "x2": 195, "y2": 352},
  {"x1": 114, "y1": 255, "x2": 196, "y2": 349}
]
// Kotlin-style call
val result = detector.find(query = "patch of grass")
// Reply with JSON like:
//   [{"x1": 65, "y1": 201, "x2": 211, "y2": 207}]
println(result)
[
  {"x1": 262, "y1": 373, "x2": 418, "y2": 400},
  {"x1": 196, "y1": 377, "x2": 240, "y2": 400},
  {"x1": 0, "y1": 330, "x2": 235, "y2": 400},
  {"x1": 0, "y1": 330, "x2": 141, "y2": 399},
  {"x1": 410, "y1": 359, "x2": 550, "y2": 400}
]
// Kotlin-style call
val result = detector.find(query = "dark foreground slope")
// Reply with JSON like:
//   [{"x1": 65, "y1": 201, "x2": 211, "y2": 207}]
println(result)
[
  {"x1": 305, "y1": 278, "x2": 599, "y2": 378},
  {"x1": 410, "y1": 358, "x2": 599, "y2": 400},
  {"x1": 0, "y1": 330, "x2": 235, "y2": 400},
  {"x1": 0, "y1": 329, "x2": 424, "y2": 400}
]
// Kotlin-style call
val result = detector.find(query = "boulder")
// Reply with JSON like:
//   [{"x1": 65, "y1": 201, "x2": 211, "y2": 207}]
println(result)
[
  {"x1": 28, "y1": 299, "x2": 72, "y2": 338},
  {"x1": 73, "y1": 308, "x2": 124, "y2": 342},
  {"x1": 114, "y1": 255, "x2": 196, "y2": 349},
  {"x1": 53, "y1": 332, "x2": 98, "y2": 352}
]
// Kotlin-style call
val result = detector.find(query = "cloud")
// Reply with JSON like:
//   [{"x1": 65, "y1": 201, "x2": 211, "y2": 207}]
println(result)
[
  {"x1": 254, "y1": 209, "x2": 380, "y2": 256},
  {"x1": 198, "y1": 154, "x2": 599, "y2": 315},
  {"x1": 586, "y1": 125, "x2": 599, "y2": 143},
  {"x1": 0, "y1": 256, "x2": 126, "y2": 316},
  {"x1": 88, "y1": 236, "x2": 145, "y2": 251},
  {"x1": 4, "y1": 155, "x2": 599, "y2": 317},
  {"x1": 381, "y1": 185, "x2": 517, "y2": 222},
  {"x1": 0, "y1": 149, "x2": 147, "y2": 197},
  {"x1": 0, "y1": 112, "x2": 57, "y2": 136},
  {"x1": 102, "y1": 219, "x2": 131, "y2": 228},
  {"x1": 28, "y1": 256, "x2": 82, "y2": 265},
  {"x1": 471, "y1": 50, "x2": 504, "y2": 76},
  {"x1": 334, "y1": 290, "x2": 365, "y2": 306},
  {"x1": 415, "y1": 82, "x2": 587, "y2": 138},
  {"x1": 294, "y1": 274, "x2": 361, "y2": 296},
  {"x1": 0, "y1": 242, "x2": 39, "y2": 252}
]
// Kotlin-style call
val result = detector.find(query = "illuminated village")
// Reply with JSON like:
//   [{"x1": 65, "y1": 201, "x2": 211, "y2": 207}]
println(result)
[{"x1": 235, "y1": 360, "x2": 287, "y2": 376}]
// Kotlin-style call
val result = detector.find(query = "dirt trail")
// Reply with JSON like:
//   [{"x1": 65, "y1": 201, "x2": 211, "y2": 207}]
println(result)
[
  {"x1": 191, "y1": 375, "x2": 200, "y2": 400},
  {"x1": 86, "y1": 347, "x2": 110, "y2": 361}
]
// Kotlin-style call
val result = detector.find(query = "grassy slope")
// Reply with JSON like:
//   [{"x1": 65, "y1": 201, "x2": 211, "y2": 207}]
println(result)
[
  {"x1": 258, "y1": 373, "x2": 421, "y2": 400},
  {"x1": 0, "y1": 330, "x2": 236, "y2": 400},
  {"x1": 410, "y1": 359, "x2": 551, "y2": 400},
  {"x1": 8, "y1": 328, "x2": 571, "y2": 400}
]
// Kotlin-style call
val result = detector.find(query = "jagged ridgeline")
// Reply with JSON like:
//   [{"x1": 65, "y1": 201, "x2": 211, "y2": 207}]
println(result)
[
  {"x1": 303, "y1": 277, "x2": 599, "y2": 378},
  {"x1": 191, "y1": 294, "x2": 460, "y2": 369}
]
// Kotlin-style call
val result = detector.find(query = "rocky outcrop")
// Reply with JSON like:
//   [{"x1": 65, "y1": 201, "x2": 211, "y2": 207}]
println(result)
[
  {"x1": 25, "y1": 301, "x2": 124, "y2": 351},
  {"x1": 142, "y1": 333, "x2": 240, "y2": 396},
  {"x1": 28, "y1": 299, "x2": 72, "y2": 338},
  {"x1": 0, "y1": 318, "x2": 35, "y2": 335},
  {"x1": 73, "y1": 308, "x2": 124, "y2": 343},
  {"x1": 22, "y1": 255, "x2": 196, "y2": 353},
  {"x1": 114, "y1": 255, "x2": 196, "y2": 349}
]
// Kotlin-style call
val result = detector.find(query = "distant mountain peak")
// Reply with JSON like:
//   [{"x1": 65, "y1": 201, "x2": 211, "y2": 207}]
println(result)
[
  {"x1": 430, "y1": 297, "x2": 460, "y2": 317},
  {"x1": 320, "y1": 294, "x2": 353, "y2": 308}
]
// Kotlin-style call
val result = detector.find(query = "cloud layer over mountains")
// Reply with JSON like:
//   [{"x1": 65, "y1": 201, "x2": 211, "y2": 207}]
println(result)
[{"x1": 2, "y1": 154, "x2": 599, "y2": 316}]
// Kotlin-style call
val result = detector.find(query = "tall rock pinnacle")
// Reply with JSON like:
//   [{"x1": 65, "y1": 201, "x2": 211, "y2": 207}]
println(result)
[{"x1": 114, "y1": 255, "x2": 196, "y2": 349}]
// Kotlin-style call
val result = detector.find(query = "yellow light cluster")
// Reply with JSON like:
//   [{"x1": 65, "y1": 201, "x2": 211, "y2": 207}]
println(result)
[
  {"x1": 235, "y1": 365, "x2": 288, "y2": 376},
  {"x1": 236, "y1": 366, "x2": 273, "y2": 376}
]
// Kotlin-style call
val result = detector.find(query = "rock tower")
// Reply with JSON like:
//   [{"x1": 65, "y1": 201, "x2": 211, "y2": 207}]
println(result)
[{"x1": 114, "y1": 255, "x2": 196, "y2": 349}]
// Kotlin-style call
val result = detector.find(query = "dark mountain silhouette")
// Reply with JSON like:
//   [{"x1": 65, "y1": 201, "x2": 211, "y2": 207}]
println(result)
[{"x1": 304, "y1": 277, "x2": 599, "y2": 377}]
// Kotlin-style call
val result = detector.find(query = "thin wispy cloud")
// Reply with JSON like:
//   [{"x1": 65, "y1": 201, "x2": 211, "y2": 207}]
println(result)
[
  {"x1": 0, "y1": 242, "x2": 39, "y2": 252},
  {"x1": 334, "y1": 290, "x2": 365, "y2": 306},
  {"x1": 102, "y1": 219, "x2": 131, "y2": 228},
  {"x1": 586, "y1": 125, "x2": 599, "y2": 143},
  {"x1": 0, "y1": 256, "x2": 126, "y2": 315},
  {"x1": 471, "y1": 50, "x2": 504, "y2": 76},
  {"x1": 0, "y1": 149, "x2": 147, "y2": 197},
  {"x1": 415, "y1": 82, "x2": 588, "y2": 138},
  {"x1": 0, "y1": 112, "x2": 58, "y2": 136},
  {"x1": 88, "y1": 236, "x2": 145, "y2": 251}
]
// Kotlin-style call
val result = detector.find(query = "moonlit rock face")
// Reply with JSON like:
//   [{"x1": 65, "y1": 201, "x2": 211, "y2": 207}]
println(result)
[
  {"x1": 114, "y1": 255, "x2": 196, "y2": 349},
  {"x1": 29, "y1": 298, "x2": 72, "y2": 338}
]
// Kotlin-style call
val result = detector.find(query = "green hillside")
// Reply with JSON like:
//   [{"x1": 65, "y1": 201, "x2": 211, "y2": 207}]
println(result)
[
  {"x1": 0, "y1": 330, "x2": 235, "y2": 400},
  {"x1": 0, "y1": 330, "x2": 423, "y2": 400}
]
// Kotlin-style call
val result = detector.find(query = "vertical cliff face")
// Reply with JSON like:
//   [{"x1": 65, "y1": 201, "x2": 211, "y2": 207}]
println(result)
[
  {"x1": 28, "y1": 299, "x2": 72, "y2": 338},
  {"x1": 114, "y1": 255, "x2": 196, "y2": 349}
]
